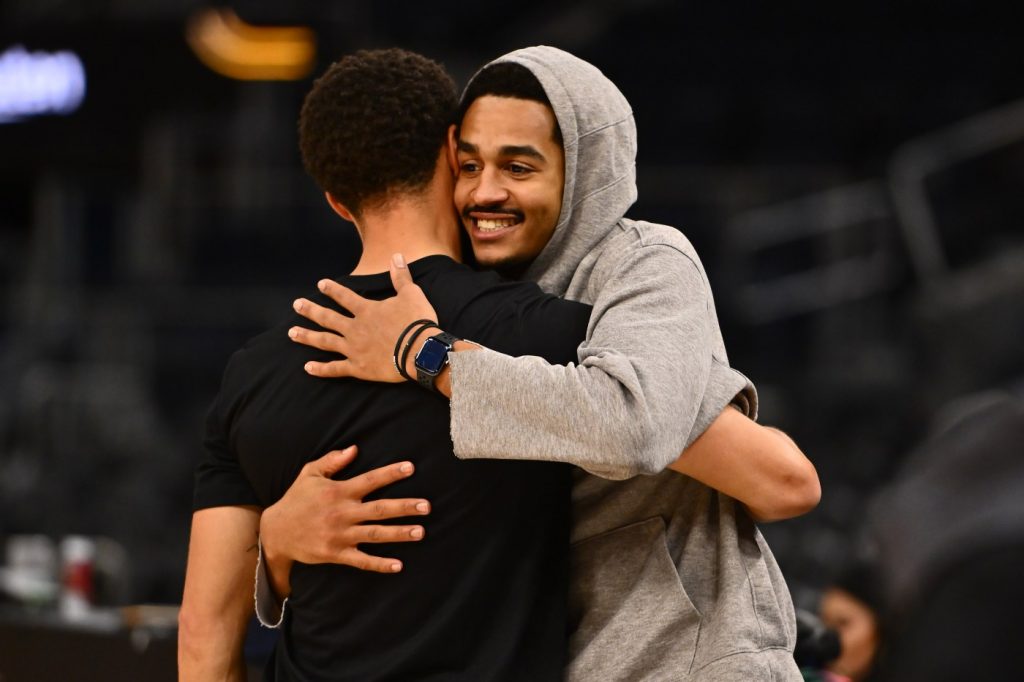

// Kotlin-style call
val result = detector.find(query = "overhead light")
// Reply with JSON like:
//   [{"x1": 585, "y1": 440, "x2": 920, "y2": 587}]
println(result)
[
  {"x1": 186, "y1": 8, "x2": 316, "y2": 81},
  {"x1": 0, "y1": 45, "x2": 86, "y2": 124}
]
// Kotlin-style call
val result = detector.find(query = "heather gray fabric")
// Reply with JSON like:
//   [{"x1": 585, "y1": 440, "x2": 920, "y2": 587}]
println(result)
[{"x1": 448, "y1": 46, "x2": 800, "y2": 680}]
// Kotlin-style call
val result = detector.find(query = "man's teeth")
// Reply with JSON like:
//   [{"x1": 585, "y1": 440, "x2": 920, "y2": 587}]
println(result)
[{"x1": 477, "y1": 218, "x2": 517, "y2": 232}]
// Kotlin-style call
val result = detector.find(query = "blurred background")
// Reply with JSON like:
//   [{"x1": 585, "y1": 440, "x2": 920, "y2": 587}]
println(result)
[{"x1": 2, "y1": 0, "x2": 1023, "y2": 679}]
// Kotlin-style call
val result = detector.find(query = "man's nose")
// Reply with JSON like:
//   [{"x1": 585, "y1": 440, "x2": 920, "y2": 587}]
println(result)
[{"x1": 472, "y1": 169, "x2": 509, "y2": 204}]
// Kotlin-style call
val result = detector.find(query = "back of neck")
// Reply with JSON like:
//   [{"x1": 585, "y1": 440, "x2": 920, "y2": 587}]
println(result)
[{"x1": 350, "y1": 199, "x2": 462, "y2": 276}]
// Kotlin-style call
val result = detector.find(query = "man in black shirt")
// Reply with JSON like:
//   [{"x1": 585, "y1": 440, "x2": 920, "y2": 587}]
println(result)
[{"x1": 179, "y1": 49, "x2": 591, "y2": 681}]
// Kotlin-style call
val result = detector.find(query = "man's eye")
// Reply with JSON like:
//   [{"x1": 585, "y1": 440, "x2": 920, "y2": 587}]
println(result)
[
  {"x1": 507, "y1": 163, "x2": 532, "y2": 176},
  {"x1": 460, "y1": 161, "x2": 481, "y2": 173}
]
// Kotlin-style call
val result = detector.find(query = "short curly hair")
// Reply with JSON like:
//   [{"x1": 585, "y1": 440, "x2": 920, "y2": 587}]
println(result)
[{"x1": 299, "y1": 48, "x2": 457, "y2": 216}]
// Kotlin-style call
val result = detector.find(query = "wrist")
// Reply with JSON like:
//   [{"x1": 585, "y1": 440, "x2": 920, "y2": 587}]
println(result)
[
  {"x1": 411, "y1": 331, "x2": 463, "y2": 392},
  {"x1": 403, "y1": 328, "x2": 436, "y2": 379},
  {"x1": 405, "y1": 337, "x2": 423, "y2": 379},
  {"x1": 259, "y1": 506, "x2": 286, "y2": 563},
  {"x1": 393, "y1": 319, "x2": 437, "y2": 381},
  {"x1": 259, "y1": 509, "x2": 293, "y2": 600},
  {"x1": 416, "y1": 338, "x2": 479, "y2": 397}
]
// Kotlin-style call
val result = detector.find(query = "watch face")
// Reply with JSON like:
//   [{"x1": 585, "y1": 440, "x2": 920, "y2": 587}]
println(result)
[{"x1": 415, "y1": 337, "x2": 450, "y2": 376}]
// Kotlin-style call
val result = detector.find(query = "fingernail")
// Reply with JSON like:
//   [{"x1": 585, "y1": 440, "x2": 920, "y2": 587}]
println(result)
[
  {"x1": 392, "y1": 253, "x2": 406, "y2": 268},
  {"x1": 304, "y1": 362, "x2": 315, "y2": 373},
  {"x1": 293, "y1": 299, "x2": 304, "y2": 312},
  {"x1": 390, "y1": 562, "x2": 402, "y2": 573},
  {"x1": 288, "y1": 327, "x2": 298, "y2": 339},
  {"x1": 399, "y1": 462, "x2": 413, "y2": 474},
  {"x1": 318, "y1": 279, "x2": 329, "y2": 292},
  {"x1": 410, "y1": 527, "x2": 424, "y2": 539},
  {"x1": 415, "y1": 501, "x2": 429, "y2": 513}
]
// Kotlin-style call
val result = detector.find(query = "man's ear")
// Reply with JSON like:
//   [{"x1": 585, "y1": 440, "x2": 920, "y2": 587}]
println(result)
[
  {"x1": 445, "y1": 124, "x2": 458, "y2": 174},
  {"x1": 324, "y1": 192, "x2": 355, "y2": 222}
]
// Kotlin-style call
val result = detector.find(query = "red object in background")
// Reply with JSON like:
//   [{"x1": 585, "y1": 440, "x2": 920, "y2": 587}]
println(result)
[{"x1": 60, "y1": 536, "x2": 95, "y2": 618}]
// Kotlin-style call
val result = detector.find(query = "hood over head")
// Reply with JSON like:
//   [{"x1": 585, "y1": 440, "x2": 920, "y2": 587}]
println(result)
[{"x1": 463, "y1": 46, "x2": 637, "y2": 295}]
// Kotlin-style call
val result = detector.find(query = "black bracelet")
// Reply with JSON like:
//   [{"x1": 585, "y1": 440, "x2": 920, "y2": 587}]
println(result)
[
  {"x1": 393, "y1": 319, "x2": 436, "y2": 381},
  {"x1": 400, "y1": 321, "x2": 441, "y2": 381}
]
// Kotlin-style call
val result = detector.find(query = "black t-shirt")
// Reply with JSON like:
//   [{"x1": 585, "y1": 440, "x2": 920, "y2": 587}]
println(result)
[{"x1": 194, "y1": 255, "x2": 591, "y2": 682}]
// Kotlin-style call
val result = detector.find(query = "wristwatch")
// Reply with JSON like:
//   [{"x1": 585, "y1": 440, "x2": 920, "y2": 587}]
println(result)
[{"x1": 414, "y1": 331, "x2": 460, "y2": 390}]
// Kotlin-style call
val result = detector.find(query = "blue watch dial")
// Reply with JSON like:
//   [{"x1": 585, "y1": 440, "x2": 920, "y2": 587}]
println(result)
[{"x1": 415, "y1": 337, "x2": 452, "y2": 376}]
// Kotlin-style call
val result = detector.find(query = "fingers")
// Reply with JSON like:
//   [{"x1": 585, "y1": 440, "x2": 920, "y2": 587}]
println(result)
[
  {"x1": 355, "y1": 497, "x2": 431, "y2": 523},
  {"x1": 389, "y1": 253, "x2": 414, "y2": 292},
  {"x1": 350, "y1": 523, "x2": 426, "y2": 544},
  {"x1": 317, "y1": 279, "x2": 368, "y2": 315},
  {"x1": 338, "y1": 548, "x2": 404, "y2": 574},
  {"x1": 293, "y1": 298, "x2": 352, "y2": 335},
  {"x1": 288, "y1": 326, "x2": 347, "y2": 355},
  {"x1": 304, "y1": 359, "x2": 353, "y2": 379},
  {"x1": 347, "y1": 460, "x2": 415, "y2": 498},
  {"x1": 302, "y1": 446, "x2": 357, "y2": 478}
]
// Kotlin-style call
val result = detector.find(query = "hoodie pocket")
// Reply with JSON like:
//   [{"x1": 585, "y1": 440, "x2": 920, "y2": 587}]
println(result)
[{"x1": 567, "y1": 516, "x2": 702, "y2": 680}]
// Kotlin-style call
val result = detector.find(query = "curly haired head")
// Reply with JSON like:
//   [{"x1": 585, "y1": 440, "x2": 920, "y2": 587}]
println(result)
[{"x1": 299, "y1": 49, "x2": 457, "y2": 217}]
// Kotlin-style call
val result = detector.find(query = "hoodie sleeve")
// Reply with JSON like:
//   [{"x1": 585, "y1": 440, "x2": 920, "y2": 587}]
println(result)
[{"x1": 448, "y1": 241, "x2": 750, "y2": 479}]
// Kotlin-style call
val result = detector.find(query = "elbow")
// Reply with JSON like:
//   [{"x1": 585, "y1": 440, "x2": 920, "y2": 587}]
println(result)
[
  {"x1": 626, "y1": 420, "x2": 665, "y2": 477},
  {"x1": 783, "y1": 463, "x2": 822, "y2": 517},
  {"x1": 756, "y1": 461, "x2": 821, "y2": 522},
  {"x1": 589, "y1": 414, "x2": 663, "y2": 479},
  {"x1": 633, "y1": 453, "x2": 664, "y2": 477}
]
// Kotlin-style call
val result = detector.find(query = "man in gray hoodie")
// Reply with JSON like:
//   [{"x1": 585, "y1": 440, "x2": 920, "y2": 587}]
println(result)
[{"x1": 273, "y1": 47, "x2": 815, "y2": 679}]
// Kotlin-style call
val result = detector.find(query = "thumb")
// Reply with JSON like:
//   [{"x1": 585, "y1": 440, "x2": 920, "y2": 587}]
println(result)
[
  {"x1": 389, "y1": 253, "x2": 414, "y2": 292},
  {"x1": 311, "y1": 445, "x2": 358, "y2": 477}
]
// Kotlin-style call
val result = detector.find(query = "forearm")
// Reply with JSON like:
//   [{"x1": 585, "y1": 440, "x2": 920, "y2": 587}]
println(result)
[
  {"x1": 399, "y1": 322, "x2": 682, "y2": 478},
  {"x1": 179, "y1": 507, "x2": 260, "y2": 681},
  {"x1": 669, "y1": 408, "x2": 820, "y2": 522},
  {"x1": 447, "y1": 347, "x2": 700, "y2": 479}
]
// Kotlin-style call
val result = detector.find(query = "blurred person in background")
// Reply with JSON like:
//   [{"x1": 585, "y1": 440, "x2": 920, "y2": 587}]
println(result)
[
  {"x1": 860, "y1": 391, "x2": 1024, "y2": 681},
  {"x1": 818, "y1": 561, "x2": 882, "y2": 681}
]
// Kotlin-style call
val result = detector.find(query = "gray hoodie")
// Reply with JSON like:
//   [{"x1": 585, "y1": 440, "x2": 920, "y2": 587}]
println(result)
[{"x1": 448, "y1": 46, "x2": 801, "y2": 680}]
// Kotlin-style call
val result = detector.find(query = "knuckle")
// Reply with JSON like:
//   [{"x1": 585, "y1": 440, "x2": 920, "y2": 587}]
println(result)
[{"x1": 362, "y1": 471, "x2": 379, "y2": 489}]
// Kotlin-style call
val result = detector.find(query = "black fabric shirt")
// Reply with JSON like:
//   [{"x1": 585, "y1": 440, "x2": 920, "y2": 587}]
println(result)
[{"x1": 194, "y1": 255, "x2": 591, "y2": 682}]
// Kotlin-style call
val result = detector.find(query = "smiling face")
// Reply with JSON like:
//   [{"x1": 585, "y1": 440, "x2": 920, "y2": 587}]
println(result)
[{"x1": 453, "y1": 95, "x2": 564, "y2": 274}]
